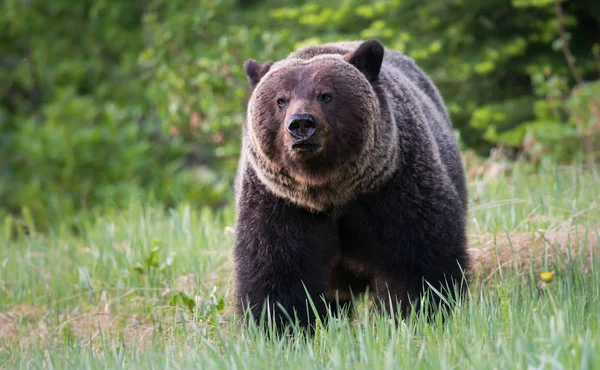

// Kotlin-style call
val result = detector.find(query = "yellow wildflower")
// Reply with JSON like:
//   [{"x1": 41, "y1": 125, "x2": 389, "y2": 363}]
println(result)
[{"x1": 540, "y1": 272, "x2": 554, "y2": 283}]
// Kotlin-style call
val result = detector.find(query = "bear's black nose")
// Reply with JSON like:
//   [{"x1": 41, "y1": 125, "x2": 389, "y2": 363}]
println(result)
[{"x1": 286, "y1": 114, "x2": 317, "y2": 140}]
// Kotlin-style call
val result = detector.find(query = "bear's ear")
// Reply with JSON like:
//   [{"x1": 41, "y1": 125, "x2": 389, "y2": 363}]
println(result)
[
  {"x1": 344, "y1": 39, "x2": 385, "y2": 82},
  {"x1": 243, "y1": 59, "x2": 273, "y2": 90}
]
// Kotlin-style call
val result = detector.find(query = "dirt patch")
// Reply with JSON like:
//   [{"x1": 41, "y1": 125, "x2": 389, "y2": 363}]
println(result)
[{"x1": 468, "y1": 225, "x2": 599, "y2": 281}]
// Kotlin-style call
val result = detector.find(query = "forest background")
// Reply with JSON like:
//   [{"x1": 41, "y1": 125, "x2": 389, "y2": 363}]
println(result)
[{"x1": 1, "y1": 0, "x2": 599, "y2": 228}]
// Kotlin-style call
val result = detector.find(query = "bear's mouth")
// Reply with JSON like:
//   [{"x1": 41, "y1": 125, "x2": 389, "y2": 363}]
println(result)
[{"x1": 291, "y1": 141, "x2": 321, "y2": 153}]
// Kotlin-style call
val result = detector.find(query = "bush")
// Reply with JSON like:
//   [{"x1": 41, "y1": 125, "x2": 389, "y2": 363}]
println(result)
[{"x1": 0, "y1": 0, "x2": 233, "y2": 228}]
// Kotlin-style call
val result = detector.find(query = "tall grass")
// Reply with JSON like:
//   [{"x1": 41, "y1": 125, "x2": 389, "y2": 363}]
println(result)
[{"x1": 1, "y1": 159, "x2": 599, "y2": 369}]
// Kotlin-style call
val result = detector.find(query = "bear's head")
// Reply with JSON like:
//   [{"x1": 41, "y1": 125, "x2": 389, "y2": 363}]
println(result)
[{"x1": 242, "y1": 39, "x2": 398, "y2": 212}]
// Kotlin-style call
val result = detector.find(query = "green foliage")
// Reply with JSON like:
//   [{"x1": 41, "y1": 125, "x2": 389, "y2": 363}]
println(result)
[
  {"x1": 0, "y1": 0, "x2": 235, "y2": 228},
  {"x1": 1, "y1": 0, "x2": 599, "y2": 227},
  {"x1": 1, "y1": 87, "x2": 204, "y2": 229}
]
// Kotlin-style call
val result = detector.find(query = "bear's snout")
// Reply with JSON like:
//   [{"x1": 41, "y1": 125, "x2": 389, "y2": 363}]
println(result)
[{"x1": 286, "y1": 114, "x2": 317, "y2": 141}]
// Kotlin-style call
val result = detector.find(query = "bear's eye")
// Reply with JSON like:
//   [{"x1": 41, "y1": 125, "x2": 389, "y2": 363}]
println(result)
[
  {"x1": 319, "y1": 93, "x2": 332, "y2": 103},
  {"x1": 276, "y1": 98, "x2": 287, "y2": 107}
]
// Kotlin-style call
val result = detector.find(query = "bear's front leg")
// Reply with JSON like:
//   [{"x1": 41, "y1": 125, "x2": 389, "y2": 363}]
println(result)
[{"x1": 233, "y1": 174, "x2": 338, "y2": 333}]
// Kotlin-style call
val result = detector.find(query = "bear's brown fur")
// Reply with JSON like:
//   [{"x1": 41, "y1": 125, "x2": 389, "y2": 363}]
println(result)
[{"x1": 234, "y1": 39, "x2": 469, "y2": 333}]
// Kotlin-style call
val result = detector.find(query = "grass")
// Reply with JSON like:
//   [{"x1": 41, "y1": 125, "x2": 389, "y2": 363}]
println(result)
[{"x1": 1, "y1": 156, "x2": 599, "y2": 369}]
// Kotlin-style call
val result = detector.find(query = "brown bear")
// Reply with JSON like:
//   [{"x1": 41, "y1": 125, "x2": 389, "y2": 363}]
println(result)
[{"x1": 234, "y1": 39, "x2": 470, "y2": 332}]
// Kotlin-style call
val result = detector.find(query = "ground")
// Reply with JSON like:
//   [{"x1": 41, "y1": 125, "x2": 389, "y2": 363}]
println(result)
[{"x1": 1, "y1": 153, "x2": 599, "y2": 369}]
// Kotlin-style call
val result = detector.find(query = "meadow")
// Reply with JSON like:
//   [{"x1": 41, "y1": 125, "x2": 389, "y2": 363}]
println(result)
[{"x1": 1, "y1": 155, "x2": 599, "y2": 369}]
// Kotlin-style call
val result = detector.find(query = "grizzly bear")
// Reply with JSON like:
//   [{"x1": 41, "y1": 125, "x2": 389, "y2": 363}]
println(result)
[{"x1": 234, "y1": 39, "x2": 470, "y2": 332}]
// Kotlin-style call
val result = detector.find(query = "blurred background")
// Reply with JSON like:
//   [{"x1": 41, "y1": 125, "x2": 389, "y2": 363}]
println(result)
[{"x1": 1, "y1": 0, "x2": 599, "y2": 230}]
